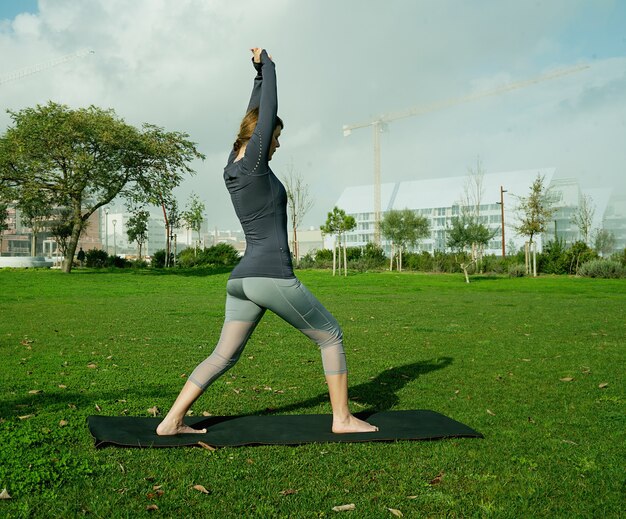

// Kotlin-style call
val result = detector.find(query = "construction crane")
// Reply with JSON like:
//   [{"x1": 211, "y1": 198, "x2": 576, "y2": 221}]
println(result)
[
  {"x1": 343, "y1": 63, "x2": 590, "y2": 243},
  {"x1": 0, "y1": 49, "x2": 94, "y2": 86}
]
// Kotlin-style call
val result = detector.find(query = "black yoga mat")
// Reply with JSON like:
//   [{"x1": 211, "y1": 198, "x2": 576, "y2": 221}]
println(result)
[{"x1": 87, "y1": 410, "x2": 483, "y2": 448}]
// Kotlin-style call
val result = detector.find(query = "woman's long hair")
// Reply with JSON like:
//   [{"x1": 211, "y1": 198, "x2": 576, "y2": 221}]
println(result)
[{"x1": 233, "y1": 107, "x2": 284, "y2": 153}]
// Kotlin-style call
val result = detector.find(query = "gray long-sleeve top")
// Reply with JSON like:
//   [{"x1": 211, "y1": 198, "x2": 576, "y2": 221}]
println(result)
[{"x1": 224, "y1": 50, "x2": 294, "y2": 280}]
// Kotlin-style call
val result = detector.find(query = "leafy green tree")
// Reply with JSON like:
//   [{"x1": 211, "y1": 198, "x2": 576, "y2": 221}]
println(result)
[
  {"x1": 126, "y1": 209, "x2": 150, "y2": 260},
  {"x1": 379, "y1": 208, "x2": 430, "y2": 271},
  {"x1": 320, "y1": 206, "x2": 355, "y2": 276},
  {"x1": 181, "y1": 192, "x2": 206, "y2": 253},
  {"x1": 512, "y1": 174, "x2": 557, "y2": 276},
  {"x1": 0, "y1": 102, "x2": 204, "y2": 273},
  {"x1": 447, "y1": 214, "x2": 495, "y2": 283}
]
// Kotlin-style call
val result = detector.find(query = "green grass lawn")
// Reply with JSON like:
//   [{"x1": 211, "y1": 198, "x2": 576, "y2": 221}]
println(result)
[{"x1": 0, "y1": 268, "x2": 624, "y2": 518}]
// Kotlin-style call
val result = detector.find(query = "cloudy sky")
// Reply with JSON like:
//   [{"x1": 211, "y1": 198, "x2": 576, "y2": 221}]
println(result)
[{"x1": 1, "y1": 0, "x2": 625, "y2": 229}]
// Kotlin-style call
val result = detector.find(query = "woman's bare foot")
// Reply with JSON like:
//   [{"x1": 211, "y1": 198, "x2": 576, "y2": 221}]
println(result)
[
  {"x1": 332, "y1": 414, "x2": 379, "y2": 434},
  {"x1": 156, "y1": 418, "x2": 207, "y2": 436}
]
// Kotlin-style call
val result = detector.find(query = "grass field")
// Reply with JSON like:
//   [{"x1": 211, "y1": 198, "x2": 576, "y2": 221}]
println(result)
[{"x1": 0, "y1": 268, "x2": 624, "y2": 518}]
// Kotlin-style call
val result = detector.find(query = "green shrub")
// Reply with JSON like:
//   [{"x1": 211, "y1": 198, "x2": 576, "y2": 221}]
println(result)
[
  {"x1": 564, "y1": 241, "x2": 598, "y2": 274},
  {"x1": 539, "y1": 238, "x2": 569, "y2": 274},
  {"x1": 400, "y1": 251, "x2": 430, "y2": 271},
  {"x1": 202, "y1": 243, "x2": 240, "y2": 266},
  {"x1": 508, "y1": 263, "x2": 526, "y2": 277},
  {"x1": 107, "y1": 255, "x2": 130, "y2": 268},
  {"x1": 315, "y1": 249, "x2": 333, "y2": 262},
  {"x1": 362, "y1": 242, "x2": 386, "y2": 263},
  {"x1": 609, "y1": 247, "x2": 626, "y2": 267},
  {"x1": 176, "y1": 247, "x2": 201, "y2": 268},
  {"x1": 173, "y1": 243, "x2": 240, "y2": 268},
  {"x1": 131, "y1": 259, "x2": 149, "y2": 269},
  {"x1": 437, "y1": 251, "x2": 464, "y2": 273},
  {"x1": 345, "y1": 246, "x2": 362, "y2": 262},
  {"x1": 577, "y1": 259, "x2": 625, "y2": 279},
  {"x1": 151, "y1": 249, "x2": 173, "y2": 268},
  {"x1": 85, "y1": 248, "x2": 108, "y2": 268},
  {"x1": 481, "y1": 254, "x2": 509, "y2": 274}
]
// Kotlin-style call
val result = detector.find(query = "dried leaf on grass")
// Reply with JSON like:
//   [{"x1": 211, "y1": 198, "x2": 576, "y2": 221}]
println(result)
[
  {"x1": 332, "y1": 503, "x2": 356, "y2": 512},
  {"x1": 18, "y1": 414, "x2": 35, "y2": 420},
  {"x1": 0, "y1": 488, "x2": 11, "y2": 499},
  {"x1": 429, "y1": 471, "x2": 445, "y2": 485},
  {"x1": 95, "y1": 404, "x2": 102, "y2": 412},
  {"x1": 59, "y1": 420, "x2": 68, "y2": 427},
  {"x1": 87, "y1": 363, "x2": 97, "y2": 369},
  {"x1": 387, "y1": 508, "x2": 403, "y2": 517},
  {"x1": 598, "y1": 382, "x2": 609, "y2": 389},
  {"x1": 28, "y1": 389, "x2": 42, "y2": 394},
  {"x1": 560, "y1": 377, "x2": 574, "y2": 382},
  {"x1": 192, "y1": 484, "x2": 211, "y2": 494},
  {"x1": 486, "y1": 409, "x2": 496, "y2": 416},
  {"x1": 146, "y1": 504, "x2": 158, "y2": 511},
  {"x1": 279, "y1": 488, "x2": 299, "y2": 496},
  {"x1": 147, "y1": 406, "x2": 160, "y2": 417},
  {"x1": 197, "y1": 441, "x2": 216, "y2": 451},
  {"x1": 58, "y1": 385, "x2": 67, "y2": 389}
]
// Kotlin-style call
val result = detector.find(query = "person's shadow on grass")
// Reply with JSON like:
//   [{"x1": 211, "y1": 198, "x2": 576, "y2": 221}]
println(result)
[{"x1": 260, "y1": 356, "x2": 453, "y2": 415}]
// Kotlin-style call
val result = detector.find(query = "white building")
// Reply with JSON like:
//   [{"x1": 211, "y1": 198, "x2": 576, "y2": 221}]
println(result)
[{"x1": 332, "y1": 168, "x2": 625, "y2": 256}]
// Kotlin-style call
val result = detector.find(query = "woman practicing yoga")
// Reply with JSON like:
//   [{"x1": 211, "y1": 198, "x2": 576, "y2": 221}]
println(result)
[{"x1": 157, "y1": 48, "x2": 377, "y2": 436}]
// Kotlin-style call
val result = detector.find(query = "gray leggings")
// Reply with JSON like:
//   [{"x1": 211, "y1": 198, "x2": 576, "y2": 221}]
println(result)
[{"x1": 188, "y1": 277, "x2": 347, "y2": 390}]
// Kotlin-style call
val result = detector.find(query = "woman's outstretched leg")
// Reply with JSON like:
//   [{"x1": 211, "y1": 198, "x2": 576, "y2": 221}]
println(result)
[
  {"x1": 156, "y1": 319, "x2": 260, "y2": 436},
  {"x1": 326, "y1": 372, "x2": 379, "y2": 434}
]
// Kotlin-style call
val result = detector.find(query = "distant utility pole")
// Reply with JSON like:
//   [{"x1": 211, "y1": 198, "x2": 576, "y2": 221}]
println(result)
[{"x1": 497, "y1": 185, "x2": 507, "y2": 257}]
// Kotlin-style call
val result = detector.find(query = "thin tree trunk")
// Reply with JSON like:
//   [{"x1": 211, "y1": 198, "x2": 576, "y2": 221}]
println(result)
[
  {"x1": 63, "y1": 221, "x2": 82, "y2": 273},
  {"x1": 161, "y1": 200, "x2": 170, "y2": 267},
  {"x1": 389, "y1": 243, "x2": 394, "y2": 271},
  {"x1": 343, "y1": 240, "x2": 347, "y2": 277},
  {"x1": 332, "y1": 238, "x2": 336, "y2": 276}
]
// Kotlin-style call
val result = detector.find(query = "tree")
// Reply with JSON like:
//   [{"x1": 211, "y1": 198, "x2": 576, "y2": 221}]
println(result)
[
  {"x1": 0, "y1": 102, "x2": 204, "y2": 273},
  {"x1": 512, "y1": 174, "x2": 557, "y2": 276},
  {"x1": 460, "y1": 156, "x2": 485, "y2": 219},
  {"x1": 593, "y1": 228, "x2": 616, "y2": 257},
  {"x1": 126, "y1": 209, "x2": 150, "y2": 260},
  {"x1": 320, "y1": 206, "x2": 355, "y2": 276},
  {"x1": 447, "y1": 214, "x2": 495, "y2": 283},
  {"x1": 453, "y1": 156, "x2": 490, "y2": 272},
  {"x1": 128, "y1": 124, "x2": 202, "y2": 268},
  {"x1": 283, "y1": 162, "x2": 313, "y2": 266},
  {"x1": 181, "y1": 192, "x2": 205, "y2": 253},
  {"x1": 571, "y1": 193, "x2": 595, "y2": 245},
  {"x1": 379, "y1": 208, "x2": 430, "y2": 271}
]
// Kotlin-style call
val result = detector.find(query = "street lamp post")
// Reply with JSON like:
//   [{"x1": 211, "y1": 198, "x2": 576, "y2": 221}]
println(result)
[
  {"x1": 105, "y1": 208, "x2": 109, "y2": 254},
  {"x1": 112, "y1": 219, "x2": 117, "y2": 257}
]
